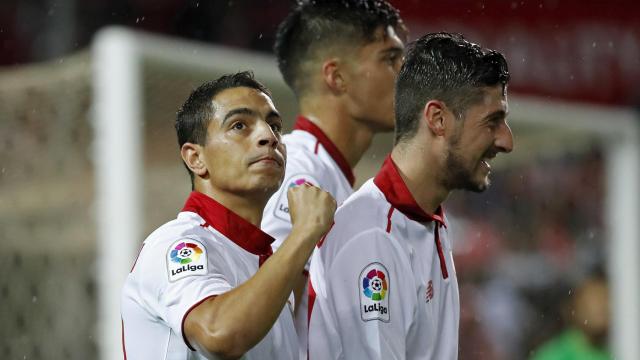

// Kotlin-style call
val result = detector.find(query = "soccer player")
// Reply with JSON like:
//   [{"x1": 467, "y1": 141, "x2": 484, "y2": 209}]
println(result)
[
  {"x1": 261, "y1": 0, "x2": 406, "y2": 354},
  {"x1": 307, "y1": 33, "x2": 514, "y2": 359},
  {"x1": 120, "y1": 72, "x2": 336, "y2": 360}
]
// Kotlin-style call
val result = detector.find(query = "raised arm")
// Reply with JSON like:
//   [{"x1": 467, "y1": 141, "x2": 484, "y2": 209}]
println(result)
[{"x1": 184, "y1": 184, "x2": 336, "y2": 359}]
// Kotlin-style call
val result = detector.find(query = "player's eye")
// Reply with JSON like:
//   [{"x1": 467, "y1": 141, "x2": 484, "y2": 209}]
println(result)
[
  {"x1": 385, "y1": 53, "x2": 402, "y2": 66},
  {"x1": 231, "y1": 122, "x2": 246, "y2": 131},
  {"x1": 269, "y1": 122, "x2": 282, "y2": 133}
]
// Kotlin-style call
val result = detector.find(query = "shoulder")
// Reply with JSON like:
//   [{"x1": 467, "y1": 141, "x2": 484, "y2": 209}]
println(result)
[
  {"x1": 316, "y1": 182, "x2": 394, "y2": 257},
  {"x1": 132, "y1": 212, "x2": 217, "y2": 281},
  {"x1": 334, "y1": 180, "x2": 390, "y2": 232}
]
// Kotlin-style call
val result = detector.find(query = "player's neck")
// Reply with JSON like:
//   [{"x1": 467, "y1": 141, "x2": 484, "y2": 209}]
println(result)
[
  {"x1": 194, "y1": 183, "x2": 266, "y2": 227},
  {"x1": 391, "y1": 145, "x2": 450, "y2": 214},
  {"x1": 299, "y1": 99, "x2": 374, "y2": 168}
]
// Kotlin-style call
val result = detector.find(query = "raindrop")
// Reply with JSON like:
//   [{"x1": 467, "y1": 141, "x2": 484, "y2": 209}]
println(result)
[
  {"x1": 136, "y1": 18, "x2": 140, "y2": 23},
  {"x1": 592, "y1": 42, "x2": 597, "y2": 48},
  {"x1": 584, "y1": 319, "x2": 588, "y2": 325},
  {"x1": 568, "y1": 289, "x2": 572, "y2": 295},
  {"x1": 608, "y1": 41, "x2": 614, "y2": 48},
  {"x1": 258, "y1": 33, "x2": 263, "y2": 39},
  {"x1": 196, "y1": 2, "x2": 200, "y2": 7},
  {"x1": 32, "y1": 296, "x2": 37, "y2": 303}
]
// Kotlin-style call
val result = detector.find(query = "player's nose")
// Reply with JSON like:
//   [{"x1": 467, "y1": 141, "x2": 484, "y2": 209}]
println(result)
[
  {"x1": 256, "y1": 120, "x2": 279, "y2": 148},
  {"x1": 495, "y1": 122, "x2": 514, "y2": 153}
]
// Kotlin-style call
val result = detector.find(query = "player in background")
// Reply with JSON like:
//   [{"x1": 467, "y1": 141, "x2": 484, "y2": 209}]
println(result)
[
  {"x1": 308, "y1": 33, "x2": 514, "y2": 359},
  {"x1": 261, "y1": 1, "x2": 406, "y2": 355},
  {"x1": 121, "y1": 72, "x2": 336, "y2": 360}
]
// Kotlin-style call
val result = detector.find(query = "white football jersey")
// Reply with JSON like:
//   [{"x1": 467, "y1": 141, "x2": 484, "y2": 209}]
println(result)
[
  {"x1": 262, "y1": 116, "x2": 355, "y2": 243},
  {"x1": 121, "y1": 191, "x2": 297, "y2": 360},
  {"x1": 261, "y1": 116, "x2": 355, "y2": 358},
  {"x1": 308, "y1": 155, "x2": 460, "y2": 360}
]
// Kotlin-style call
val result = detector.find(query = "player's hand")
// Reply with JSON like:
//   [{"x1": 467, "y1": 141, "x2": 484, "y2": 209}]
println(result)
[{"x1": 287, "y1": 182, "x2": 336, "y2": 241}]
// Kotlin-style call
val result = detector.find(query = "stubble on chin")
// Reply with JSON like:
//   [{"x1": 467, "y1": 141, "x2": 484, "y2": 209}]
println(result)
[{"x1": 443, "y1": 150, "x2": 488, "y2": 193}]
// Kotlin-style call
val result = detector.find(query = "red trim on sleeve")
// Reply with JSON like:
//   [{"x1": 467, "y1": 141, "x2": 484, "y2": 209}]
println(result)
[
  {"x1": 307, "y1": 277, "x2": 317, "y2": 360},
  {"x1": 386, "y1": 206, "x2": 395, "y2": 233},
  {"x1": 121, "y1": 318, "x2": 127, "y2": 360},
  {"x1": 181, "y1": 295, "x2": 219, "y2": 351},
  {"x1": 313, "y1": 140, "x2": 320, "y2": 155},
  {"x1": 294, "y1": 116, "x2": 355, "y2": 187}
]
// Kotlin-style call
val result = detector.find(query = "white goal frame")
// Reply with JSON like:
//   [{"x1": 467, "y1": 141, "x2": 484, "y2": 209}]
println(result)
[{"x1": 92, "y1": 27, "x2": 640, "y2": 360}]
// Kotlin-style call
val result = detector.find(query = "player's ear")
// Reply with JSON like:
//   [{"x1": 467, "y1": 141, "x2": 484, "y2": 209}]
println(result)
[
  {"x1": 322, "y1": 58, "x2": 345, "y2": 94},
  {"x1": 423, "y1": 100, "x2": 447, "y2": 137},
  {"x1": 181, "y1": 143, "x2": 208, "y2": 177}
]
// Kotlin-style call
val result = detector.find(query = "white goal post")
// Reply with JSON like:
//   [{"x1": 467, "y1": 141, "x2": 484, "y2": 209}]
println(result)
[{"x1": 92, "y1": 27, "x2": 639, "y2": 360}]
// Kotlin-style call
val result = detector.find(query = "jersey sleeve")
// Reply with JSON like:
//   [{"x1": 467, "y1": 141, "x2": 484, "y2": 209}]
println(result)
[
  {"x1": 311, "y1": 228, "x2": 415, "y2": 360},
  {"x1": 145, "y1": 237, "x2": 235, "y2": 347}
]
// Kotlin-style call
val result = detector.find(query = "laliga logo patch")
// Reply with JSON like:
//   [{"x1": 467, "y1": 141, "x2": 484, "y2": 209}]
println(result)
[
  {"x1": 359, "y1": 262, "x2": 390, "y2": 322},
  {"x1": 273, "y1": 174, "x2": 319, "y2": 221},
  {"x1": 167, "y1": 240, "x2": 207, "y2": 282}
]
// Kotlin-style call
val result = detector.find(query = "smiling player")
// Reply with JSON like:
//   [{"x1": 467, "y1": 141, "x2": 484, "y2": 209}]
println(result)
[{"x1": 308, "y1": 33, "x2": 514, "y2": 359}]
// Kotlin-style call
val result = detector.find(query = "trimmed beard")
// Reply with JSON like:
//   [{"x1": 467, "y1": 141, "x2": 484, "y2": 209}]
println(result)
[{"x1": 443, "y1": 137, "x2": 489, "y2": 193}]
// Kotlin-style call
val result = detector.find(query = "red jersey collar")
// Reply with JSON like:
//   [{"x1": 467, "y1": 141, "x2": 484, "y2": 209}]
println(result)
[
  {"x1": 373, "y1": 155, "x2": 446, "y2": 227},
  {"x1": 293, "y1": 116, "x2": 355, "y2": 187},
  {"x1": 182, "y1": 191, "x2": 274, "y2": 256}
]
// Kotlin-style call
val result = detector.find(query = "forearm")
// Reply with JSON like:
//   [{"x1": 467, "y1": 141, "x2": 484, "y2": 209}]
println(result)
[{"x1": 187, "y1": 226, "x2": 319, "y2": 358}]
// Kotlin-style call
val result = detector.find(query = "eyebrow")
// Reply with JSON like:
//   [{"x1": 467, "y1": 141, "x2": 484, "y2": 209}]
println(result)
[
  {"x1": 485, "y1": 109, "x2": 508, "y2": 121},
  {"x1": 380, "y1": 46, "x2": 404, "y2": 56},
  {"x1": 221, "y1": 107, "x2": 281, "y2": 125}
]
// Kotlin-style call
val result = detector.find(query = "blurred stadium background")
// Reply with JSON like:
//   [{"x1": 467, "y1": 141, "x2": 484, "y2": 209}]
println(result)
[{"x1": 1, "y1": 1, "x2": 639, "y2": 359}]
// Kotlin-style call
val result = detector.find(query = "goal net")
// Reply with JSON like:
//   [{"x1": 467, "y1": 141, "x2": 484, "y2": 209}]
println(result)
[{"x1": 0, "y1": 26, "x2": 637, "y2": 360}]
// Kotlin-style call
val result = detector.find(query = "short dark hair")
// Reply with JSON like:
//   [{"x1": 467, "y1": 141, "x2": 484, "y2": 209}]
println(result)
[
  {"x1": 175, "y1": 71, "x2": 271, "y2": 185},
  {"x1": 394, "y1": 32, "x2": 510, "y2": 143},
  {"x1": 274, "y1": 0, "x2": 404, "y2": 96}
]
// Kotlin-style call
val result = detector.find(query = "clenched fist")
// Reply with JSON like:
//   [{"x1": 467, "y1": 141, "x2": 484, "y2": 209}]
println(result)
[{"x1": 287, "y1": 183, "x2": 337, "y2": 241}]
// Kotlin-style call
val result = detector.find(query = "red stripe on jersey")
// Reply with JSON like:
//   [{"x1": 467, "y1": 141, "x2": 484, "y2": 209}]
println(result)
[
  {"x1": 314, "y1": 140, "x2": 320, "y2": 154},
  {"x1": 386, "y1": 206, "x2": 395, "y2": 233},
  {"x1": 259, "y1": 252, "x2": 272, "y2": 267},
  {"x1": 121, "y1": 318, "x2": 127, "y2": 360},
  {"x1": 434, "y1": 225, "x2": 449, "y2": 279},
  {"x1": 294, "y1": 116, "x2": 355, "y2": 187},
  {"x1": 181, "y1": 295, "x2": 219, "y2": 351},
  {"x1": 307, "y1": 277, "x2": 317, "y2": 360},
  {"x1": 316, "y1": 222, "x2": 334, "y2": 248},
  {"x1": 374, "y1": 156, "x2": 446, "y2": 227}
]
